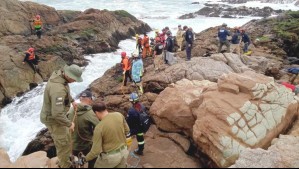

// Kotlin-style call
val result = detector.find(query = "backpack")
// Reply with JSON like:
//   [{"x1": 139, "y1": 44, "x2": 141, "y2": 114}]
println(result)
[{"x1": 139, "y1": 110, "x2": 151, "y2": 133}]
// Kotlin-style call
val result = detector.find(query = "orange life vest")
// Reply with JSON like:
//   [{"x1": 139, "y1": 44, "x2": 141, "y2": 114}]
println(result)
[
  {"x1": 34, "y1": 19, "x2": 42, "y2": 29},
  {"x1": 26, "y1": 51, "x2": 35, "y2": 60},
  {"x1": 121, "y1": 57, "x2": 131, "y2": 71},
  {"x1": 142, "y1": 36, "x2": 150, "y2": 48}
]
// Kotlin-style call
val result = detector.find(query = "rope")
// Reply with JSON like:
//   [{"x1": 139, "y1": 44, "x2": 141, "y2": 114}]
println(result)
[{"x1": 127, "y1": 151, "x2": 141, "y2": 168}]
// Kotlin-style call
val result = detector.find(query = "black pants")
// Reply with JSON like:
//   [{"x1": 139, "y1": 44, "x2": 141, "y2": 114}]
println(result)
[
  {"x1": 137, "y1": 133, "x2": 145, "y2": 152},
  {"x1": 26, "y1": 59, "x2": 39, "y2": 73},
  {"x1": 124, "y1": 70, "x2": 132, "y2": 86},
  {"x1": 73, "y1": 149, "x2": 96, "y2": 168},
  {"x1": 35, "y1": 29, "x2": 42, "y2": 39}
]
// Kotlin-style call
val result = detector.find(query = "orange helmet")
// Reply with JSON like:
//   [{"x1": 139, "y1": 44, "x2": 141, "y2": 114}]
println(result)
[
  {"x1": 36, "y1": 15, "x2": 41, "y2": 19},
  {"x1": 28, "y1": 48, "x2": 35, "y2": 53},
  {"x1": 121, "y1": 52, "x2": 126, "y2": 58}
]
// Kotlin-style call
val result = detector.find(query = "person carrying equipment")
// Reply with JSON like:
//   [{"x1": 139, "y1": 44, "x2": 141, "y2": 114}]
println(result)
[
  {"x1": 68, "y1": 91, "x2": 99, "y2": 168},
  {"x1": 131, "y1": 53, "x2": 144, "y2": 95},
  {"x1": 40, "y1": 64, "x2": 83, "y2": 168},
  {"x1": 121, "y1": 52, "x2": 132, "y2": 86},
  {"x1": 127, "y1": 93, "x2": 150, "y2": 156},
  {"x1": 30, "y1": 15, "x2": 43, "y2": 39},
  {"x1": 83, "y1": 102, "x2": 130, "y2": 168},
  {"x1": 142, "y1": 33, "x2": 151, "y2": 58},
  {"x1": 23, "y1": 47, "x2": 40, "y2": 73},
  {"x1": 218, "y1": 23, "x2": 231, "y2": 53},
  {"x1": 153, "y1": 37, "x2": 164, "y2": 71},
  {"x1": 240, "y1": 29, "x2": 251, "y2": 55}
]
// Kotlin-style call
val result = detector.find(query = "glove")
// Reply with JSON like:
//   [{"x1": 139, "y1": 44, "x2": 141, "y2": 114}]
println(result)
[{"x1": 126, "y1": 137, "x2": 133, "y2": 148}]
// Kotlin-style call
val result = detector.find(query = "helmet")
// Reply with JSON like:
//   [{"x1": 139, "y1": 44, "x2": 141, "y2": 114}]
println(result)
[
  {"x1": 166, "y1": 31, "x2": 171, "y2": 35},
  {"x1": 129, "y1": 92, "x2": 139, "y2": 102},
  {"x1": 155, "y1": 30, "x2": 159, "y2": 33},
  {"x1": 222, "y1": 23, "x2": 228, "y2": 27},
  {"x1": 178, "y1": 25, "x2": 182, "y2": 27},
  {"x1": 121, "y1": 52, "x2": 126, "y2": 58},
  {"x1": 150, "y1": 37, "x2": 154, "y2": 41},
  {"x1": 132, "y1": 52, "x2": 139, "y2": 58},
  {"x1": 155, "y1": 37, "x2": 161, "y2": 42},
  {"x1": 28, "y1": 48, "x2": 35, "y2": 53},
  {"x1": 36, "y1": 15, "x2": 41, "y2": 19},
  {"x1": 135, "y1": 34, "x2": 139, "y2": 37},
  {"x1": 165, "y1": 26, "x2": 169, "y2": 30}
]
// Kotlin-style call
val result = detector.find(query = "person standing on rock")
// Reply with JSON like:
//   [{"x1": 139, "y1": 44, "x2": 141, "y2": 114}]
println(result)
[
  {"x1": 127, "y1": 93, "x2": 146, "y2": 156},
  {"x1": 218, "y1": 23, "x2": 231, "y2": 53},
  {"x1": 83, "y1": 101, "x2": 130, "y2": 168},
  {"x1": 240, "y1": 29, "x2": 251, "y2": 55},
  {"x1": 231, "y1": 27, "x2": 241, "y2": 55},
  {"x1": 131, "y1": 53, "x2": 144, "y2": 95},
  {"x1": 40, "y1": 64, "x2": 83, "y2": 168},
  {"x1": 30, "y1": 15, "x2": 43, "y2": 39},
  {"x1": 142, "y1": 33, "x2": 151, "y2": 58},
  {"x1": 153, "y1": 37, "x2": 164, "y2": 71},
  {"x1": 121, "y1": 52, "x2": 132, "y2": 87},
  {"x1": 135, "y1": 34, "x2": 143, "y2": 54},
  {"x1": 176, "y1": 25, "x2": 184, "y2": 51},
  {"x1": 165, "y1": 31, "x2": 175, "y2": 64},
  {"x1": 23, "y1": 47, "x2": 40, "y2": 74},
  {"x1": 68, "y1": 91, "x2": 99, "y2": 168},
  {"x1": 184, "y1": 26, "x2": 194, "y2": 61}
]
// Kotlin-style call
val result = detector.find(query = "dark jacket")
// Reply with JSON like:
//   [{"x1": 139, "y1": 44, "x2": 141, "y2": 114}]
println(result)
[
  {"x1": 127, "y1": 103, "x2": 145, "y2": 135},
  {"x1": 242, "y1": 33, "x2": 251, "y2": 44},
  {"x1": 165, "y1": 36, "x2": 174, "y2": 52},
  {"x1": 185, "y1": 30, "x2": 194, "y2": 45},
  {"x1": 218, "y1": 27, "x2": 230, "y2": 42},
  {"x1": 231, "y1": 31, "x2": 240, "y2": 44}
]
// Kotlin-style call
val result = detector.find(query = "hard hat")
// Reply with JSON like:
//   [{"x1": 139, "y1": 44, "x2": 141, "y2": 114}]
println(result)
[
  {"x1": 36, "y1": 15, "x2": 41, "y2": 19},
  {"x1": 28, "y1": 48, "x2": 35, "y2": 52},
  {"x1": 155, "y1": 30, "x2": 159, "y2": 33},
  {"x1": 129, "y1": 92, "x2": 139, "y2": 102},
  {"x1": 121, "y1": 52, "x2": 126, "y2": 58},
  {"x1": 135, "y1": 34, "x2": 139, "y2": 37},
  {"x1": 132, "y1": 52, "x2": 139, "y2": 58},
  {"x1": 166, "y1": 31, "x2": 171, "y2": 35}
]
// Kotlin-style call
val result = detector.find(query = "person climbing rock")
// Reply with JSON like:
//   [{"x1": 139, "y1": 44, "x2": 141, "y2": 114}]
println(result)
[
  {"x1": 142, "y1": 33, "x2": 151, "y2": 58},
  {"x1": 131, "y1": 53, "x2": 144, "y2": 95},
  {"x1": 176, "y1": 25, "x2": 184, "y2": 51},
  {"x1": 184, "y1": 26, "x2": 194, "y2": 61},
  {"x1": 23, "y1": 47, "x2": 40, "y2": 74},
  {"x1": 240, "y1": 29, "x2": 251, "y2": 55},
  {"x1": 218, "y1": 23, "x2": 231, "y2": 53},
  {"x1": 68, "y1": 91, "x2": 99, "y2": 168},
  {"x1": 231, "y1": 27, "x2": 241, "y2": 55},
  {"x1": 127, "y1": 93, "x2": 146, "y2": 156},
  {"x1": 121, "y1": 52, "x2": 132, "y2": 86},
  {"x1": 31, "y1": 15, "x2": 43, "y2": 39},
  {"x1": 136, "y1": 34, "x2": 143, "y2": 54},
  {"x1": 40, "y1": 64, "x2": 83, "y2": 168},
  {"x1": 83, "y1": 101, "x2": 130, "y2": 168},
  {"x1": 153, "y1": 37, "x2": 164, "y2": 71},
  {"x1": 165, "y1": 31, "x2": 175, "y2": 64}
]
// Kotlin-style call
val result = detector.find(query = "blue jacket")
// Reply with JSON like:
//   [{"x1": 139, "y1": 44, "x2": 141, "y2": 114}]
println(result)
[
  {"x1": 231, "y1": 31, "x2": 240, "y2": 44},
  {"x1": 132, "y1": 58, "x2": 144, "y2": 83},
  {"x1": 218, "y1": 28, "x2": 230, "y2": 42},
  {"x1": 127, "y1": 103, "x2": 146, "y2": 135},
  {"x1": 185, "y1": 30, "x2": 194, "y2": 44},
  {"x1": 242, "y1": 33, "x2": 251, "y2": 43}
]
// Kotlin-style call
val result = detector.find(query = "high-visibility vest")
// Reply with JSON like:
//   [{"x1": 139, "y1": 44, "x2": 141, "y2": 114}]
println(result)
[
  {"x1": 34, "y1": 19, "x2": 42, "y2": 29},
  {"x1": 26, "y1": 51, "x2": 35, "y2": 60}
]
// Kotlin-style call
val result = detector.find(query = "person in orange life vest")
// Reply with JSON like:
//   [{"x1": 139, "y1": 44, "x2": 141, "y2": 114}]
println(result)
[
  {"x1": 32, "y1": 15, "x2": 43, "y2": 39},
  {"x1": 142, "y1": 33, "x2": 151, "y2": 58},
  {"x1": 121, "y1": 52, "x2": 132, "y2": 86},
  {"x1": 23, "y1": 48, "x2": 40, "y2": 73}
]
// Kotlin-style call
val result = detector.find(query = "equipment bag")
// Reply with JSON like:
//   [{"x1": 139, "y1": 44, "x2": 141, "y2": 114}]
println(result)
[{"x1": 139, "y1": 110, "x2": 151, "y2": 133}]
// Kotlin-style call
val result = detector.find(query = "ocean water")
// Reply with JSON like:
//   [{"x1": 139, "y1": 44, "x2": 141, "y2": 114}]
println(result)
[{"x1": 1, "y1": 0, "x2": 299, "y2": 162}]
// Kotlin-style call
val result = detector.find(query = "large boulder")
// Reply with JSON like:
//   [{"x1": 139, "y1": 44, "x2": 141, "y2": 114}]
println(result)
[{"x1": 150, "y1": 71, "x2": 299, "y2": 167}]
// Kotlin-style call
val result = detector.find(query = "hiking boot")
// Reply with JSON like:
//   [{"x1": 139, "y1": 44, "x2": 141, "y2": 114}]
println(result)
[{"x1": 134, "y1": 149, "x2": 144, "y2": 156}]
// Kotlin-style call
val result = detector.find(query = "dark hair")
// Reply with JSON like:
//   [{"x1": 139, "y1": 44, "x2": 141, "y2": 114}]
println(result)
[{"x1": 92, "y1": 101, "x2": 107, "y2": 113}]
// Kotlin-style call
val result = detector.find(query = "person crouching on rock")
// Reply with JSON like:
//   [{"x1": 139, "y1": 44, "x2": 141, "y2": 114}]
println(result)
[
  {"x1": 68, "y1": 91, "x2": 99, "y2": 168},
  {"x1": 31, "y1": 15, "x2": 43, "y2": 39},
  {"x1": 121, "y1": 52, "x2": 132, "y2": 86},
  {"x1": 240, "y1": 29, "x2": 251, "y2": 55},
  {"x1": 83, "y1": 101, "x2": 130, "y2": 168},
  {"x1": 23, "y1": 47, "x2": 40, "y2": 74},
  {"x1": 127, "y1": 93, "x2": 146, "y2": 156}
]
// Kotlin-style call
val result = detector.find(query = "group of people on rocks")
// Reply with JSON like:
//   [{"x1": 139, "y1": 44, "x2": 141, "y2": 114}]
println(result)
[{"x1": 40, "y1": 64, "x2": 149, "y2": 168}]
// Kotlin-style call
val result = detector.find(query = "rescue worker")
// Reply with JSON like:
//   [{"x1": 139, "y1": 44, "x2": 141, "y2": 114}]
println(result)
[
  {"x1": 159, "y1": 29, "x2": 166, "y2": 47},
  {"x1": 184, "y1": 26, "x2": 194, "y2": 61},
  {"x1": 127, "y1": 93, "x2": 146, "y2": 156},
  {"x1": 136, "y1": 34, "x2": 143, "y2": 54},
  {"x1": 176, "y1": 25, "x2": 184, "y2": 51},
  {"x1": 218, "y1": 23, "x2": 231, "y2": 53},
  {"x1": 231, "y1": 27, "x2": 241, "y2": 55},
  {"x1": 23, "y1": 47, "x2": 39, "y2": 73},
  {"x1": 240, "y1": 29, "x2": 251, "y2": 54},
  {"x1": 131, "y1": 53, "x2": 144, "y2": 95},
  {"x1": 121, "y1": 52, "x2": 132, "y2": 86},
  {"x1": 155, "y1": 30, "x2": 160, "y2": 38},
  {"x1": 165, "y1": 31, "x2": 174, "y2": 64},
  {"x1": 142, "y1": 33, "x2": 151, "y2": 58},
  {"x1": 150, "y1": 37, "x2": 155, "y2": 57},
  {"x1": 153, "y1": 37, "x2": 164, "y2": 71},
  {"x1": 68, "y1": 91, "x2": 99, "y2": 168},
  {"x1": 40, "y1": 64, "x2": 83, "y2": 168},
  {"x1": 31, "y1": 15, "x2": 43, "y2": 39},
  {"x1": 83, "y1": 101, "x2": 130, "y2": 168}
]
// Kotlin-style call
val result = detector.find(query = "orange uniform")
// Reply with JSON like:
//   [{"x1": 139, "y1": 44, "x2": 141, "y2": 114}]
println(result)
[{"x1": 142, "y1": 35, "x2": 151, "y2": 58}]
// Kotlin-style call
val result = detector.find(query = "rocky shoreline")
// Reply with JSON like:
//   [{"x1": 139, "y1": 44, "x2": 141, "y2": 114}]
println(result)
[{"x1": 0, "y1": 0, "x2": 151, "y2": 107}]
